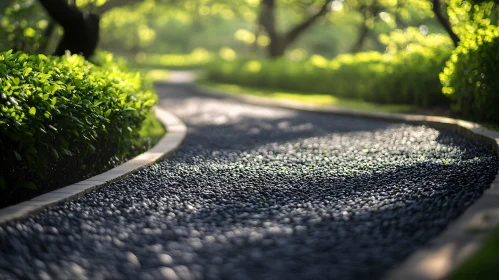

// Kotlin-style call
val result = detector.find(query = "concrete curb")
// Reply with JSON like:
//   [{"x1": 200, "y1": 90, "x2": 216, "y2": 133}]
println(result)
[
  {"x1": 0, "y1": 106, "x2": 187, "y2": 224},
  {"x1": 195, "y1": 83, "x2": 499, "y2": 280}
]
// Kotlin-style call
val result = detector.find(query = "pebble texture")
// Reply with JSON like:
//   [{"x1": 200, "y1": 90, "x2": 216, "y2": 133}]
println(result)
[{"x1": 0, "y1": 84, "x2": 498, "y2": 280}]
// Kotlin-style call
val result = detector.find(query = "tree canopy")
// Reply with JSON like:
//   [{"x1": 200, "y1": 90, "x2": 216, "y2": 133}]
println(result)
[
  {"x1": 1, "y1": 0, "x2": 498, "y2": 58},
  {"x1": 0, "y1": 0, "x2": 459, "y2": 57}
]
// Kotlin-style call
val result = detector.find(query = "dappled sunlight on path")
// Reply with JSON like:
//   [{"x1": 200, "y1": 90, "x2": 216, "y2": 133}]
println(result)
[{"x1": 0, "y1": 83, "x2": 497, "y2": 280}]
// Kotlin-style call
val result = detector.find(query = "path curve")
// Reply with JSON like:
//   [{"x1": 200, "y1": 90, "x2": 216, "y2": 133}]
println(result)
[{"x1": 0, "y1": 83, "x2": 497, "y2": 280}]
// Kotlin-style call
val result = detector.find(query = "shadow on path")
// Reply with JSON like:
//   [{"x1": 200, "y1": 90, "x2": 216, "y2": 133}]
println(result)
[{"x1": 0, "y1": 82, "x2": 496, "y2": 280}]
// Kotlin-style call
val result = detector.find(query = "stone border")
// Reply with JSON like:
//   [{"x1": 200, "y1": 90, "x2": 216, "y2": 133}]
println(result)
[
  {"x1": 195, "y1": 83, "x2": 499, "y2": 280},
  {"x1": 0, "y1": 106, "x2": 187, "y2": 224}
]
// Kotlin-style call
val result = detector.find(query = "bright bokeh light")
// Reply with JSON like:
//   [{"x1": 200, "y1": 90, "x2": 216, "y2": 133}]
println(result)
[
  {"x1": 219, "y1": 47, "x2": 237, "y2": 61},
  {"x1": 330, "y1": 0, "x2": 343, "y2": 12},
  {"x1": 235, "y1": 29, "x2": 256, "y2": 44}
]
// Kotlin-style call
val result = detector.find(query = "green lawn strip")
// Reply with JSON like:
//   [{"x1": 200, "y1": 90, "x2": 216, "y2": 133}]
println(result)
[
  {"x1": 450, "y1": 226, "x2": 499, "y2": 280},
  {"x1": 128, "y1": 59, "x2": 207, "y2": 73},
  {"x1": 129, "y1": 65, "x2": 171, "y2": 83},
  {"x1": 143, "y1": 69, "x2": 171, "y2": 82},
  {"x1": 198, "y1": 81, "x2": 499, "y2": 135},
  {"x1": 197, "y1": 80, "x2": 423, "y2": 114},
  {"x1": 130, "y1": 61, "x2": 206, "y2": 71}
]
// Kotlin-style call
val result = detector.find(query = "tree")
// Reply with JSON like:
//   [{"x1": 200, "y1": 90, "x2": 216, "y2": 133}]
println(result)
[
  {"x1": 431, "y1": 0, "x2": 460, "y2": 46},
  {"x1": 258, "y1": 0, "x2": 334, "y2": 58},
  {"x1": 1, "y1": 0, "x2": 143, "y2": 57},
  {"x1": 346, "y1": 0, "x2": 439, "y2": 53},
  {"x1": 37, "y1": 0, "x2": 99, "y2": 58},
  {"x1": 350, "y1": 1, "x2": 382, "y2": 53}
]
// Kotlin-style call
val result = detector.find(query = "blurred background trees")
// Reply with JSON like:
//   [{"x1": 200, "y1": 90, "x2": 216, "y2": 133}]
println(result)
[
  {"x1": 1, "y1": 0, "x2": 499, "y2": 124},
  {"x1": 0, "y1": 0, "x2": 456, "y2": 58}
]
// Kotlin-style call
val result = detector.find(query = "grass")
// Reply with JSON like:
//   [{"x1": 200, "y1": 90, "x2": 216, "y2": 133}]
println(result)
[
  {"x1": 198, "y1": 80, "x2": 429, "y2": 115},
  {"x1": 129, "y1": 64, "x2": 171, "y2": 83},
  {"x1": 143, "y1": 69, "x2": 170, "y2": 82},
  {"x1": 130, "y1": 61, "x2": 206, "y2": 71},
  {"x1": 198, "y1": 81, "x2": 499, "y2": 134},
  {"x1": 131, "y1": 66, "x2": 499, "y2": 134},
  {"x1": 449, "y1": 225, "x2": 499, "y2": 280}
]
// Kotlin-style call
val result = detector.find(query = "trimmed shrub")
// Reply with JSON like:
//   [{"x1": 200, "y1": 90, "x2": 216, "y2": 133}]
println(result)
[
  {"x1": 0, "y1": 50, "x2": 157, "y2": 196},
  {"x1": 440, "y1": 0, "x2": 499, "y2": 124},
  {"x1": 440, "y1": 26, "x2": 499, "y2": 124},
  {"x1": 205, "y1": 28, "x2": 452, "y2": 108}
]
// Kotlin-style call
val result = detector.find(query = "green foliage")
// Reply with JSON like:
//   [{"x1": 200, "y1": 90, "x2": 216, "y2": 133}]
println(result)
[
  {"x1": 132, "y1": 48, "x2": 213, "y2": 70},
  {"x1": 380, "y1": 27, "x2": 453, "y2": 53},
  {"x1": 448, "y1": 0, "x2": 496, "y2": 38},
  {"x1": 98, "y1": 0, "x2": 257, "y2": 55},
  {"x1": 200, "y1": 80, "x2": 416, "y2": 113},
  {"x1": 0, "y1": 0, "x2": 48, "y2": 53},
  {"x1": 0, "y1": 50, "x2": 157, "y2": 193},
  {"x1": 440, "y1": 25, "x2": 499, "y2": 123},
  {"x1": 89, "y1": 49, "x2": 129, "y2": 70},
  {"x1": 92, "y1": 0, "x2": 445, "y2": 58},
  {"x1": 206, "y1": 28, "x2": 453, "y2": 107},
  {"x1": 0, "y1": 0, "x2": 452, "y2": 59},
  {"x1": 438, "y1": 0, "x2": 499, "y2": 124},
  {"x1": 99, "y1": 0, "x2": 158, "y2": 52}
]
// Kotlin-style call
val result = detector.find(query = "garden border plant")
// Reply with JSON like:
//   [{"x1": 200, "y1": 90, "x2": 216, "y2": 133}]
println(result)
[
  {"x1": 440, "y1": 25, "x2": 499, "y2": 125},
  {"x1": 203, "y1": 28, "x2": 453, "y2": 109},
  {"x1": 0, "y1": 106, "x2": 187, "y2": 224},
  {"x1": 0, "y1": 50, "x2": 163, "y2": 208}
]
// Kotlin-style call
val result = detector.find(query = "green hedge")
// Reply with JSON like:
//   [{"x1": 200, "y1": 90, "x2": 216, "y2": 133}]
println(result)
[
  {"x1": 205, "y1": 29, "x2": 452, "y2": 108},
  {"x1": 132, "y1": 48, "x2": 213, "y2": 70},
  {"x1": 0, "y1": 50, "x2": 158, "y2": 196},
  {"x1": 440, "y1": 23, "x2": 499, "y2": 124}
]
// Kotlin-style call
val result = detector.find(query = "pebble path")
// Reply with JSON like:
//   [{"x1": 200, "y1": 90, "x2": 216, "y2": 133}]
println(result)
[{"x1": 0, "y1": 83, "x2": 497, "y2": 280}]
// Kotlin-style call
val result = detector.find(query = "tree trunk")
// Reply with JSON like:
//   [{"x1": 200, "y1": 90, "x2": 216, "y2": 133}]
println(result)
[
  {"x1": 252, "y1": 23, "x2": 262, "y2": 55},
  {"x1": 432, "y1": 0, "x2": 459, "y2": 47},
  {"x1": 351, "y1": 21, "x2": 370, "y2": 53},
  {"x1": 38, "y1": 0, "x2": 100, "y2": 58},
  {"x1": 95, "y1": 0, "x2": 140, "y2": 15},
  {"x1": 284, "y1": 2, "x2": 331, "y2": 47},
  {"x1": 268, "y1": 37, "x2": 286, "y2": 58},
  {"x1": 259, "y1": 0, "x2": 333, "y2": 58},
  {"x1": 259, "y1": 0, "x2": 283, "y2": 58},
  {"x1": 39, "y1": 20, "x2": 56, "y2": 53}
]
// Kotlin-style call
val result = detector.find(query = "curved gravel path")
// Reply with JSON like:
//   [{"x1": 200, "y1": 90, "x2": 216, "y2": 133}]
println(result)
[{"x1": 1, "y1": 83, "x2": 498, "y2": 280}]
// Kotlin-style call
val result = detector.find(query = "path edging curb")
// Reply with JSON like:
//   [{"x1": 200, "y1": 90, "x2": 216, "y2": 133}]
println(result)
[
  {"x1": 195, "y1": 83, "x2": 499, "y2": 280},
  {"x1": 0, "y1": 106, "x2": 187, "y2": 224}
]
